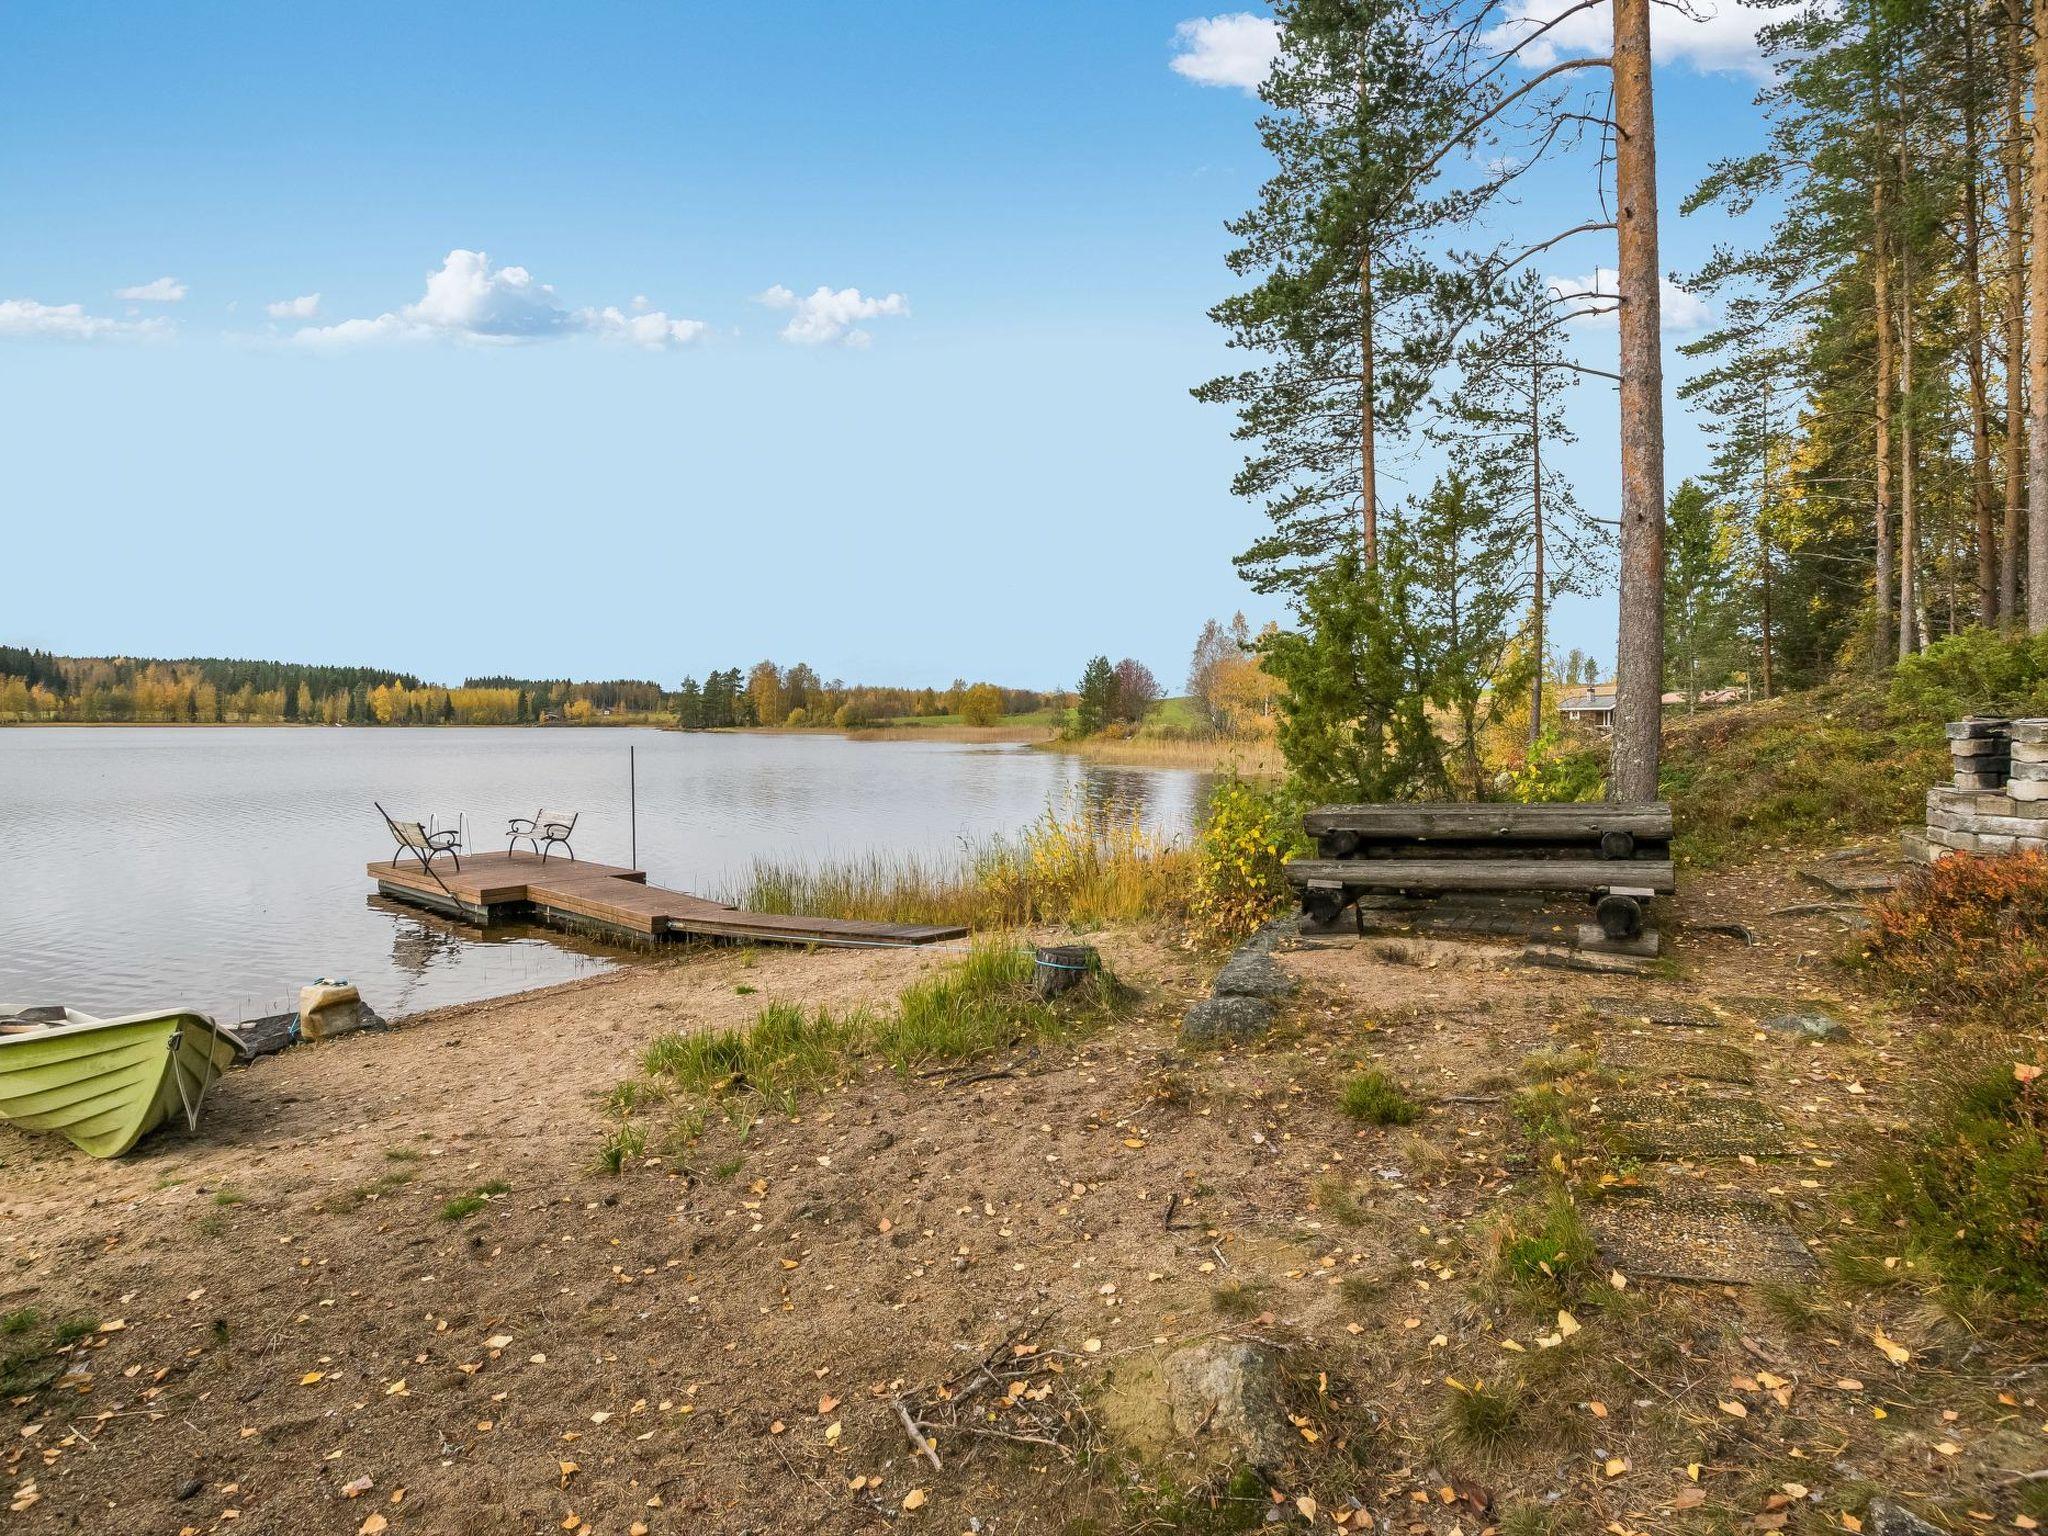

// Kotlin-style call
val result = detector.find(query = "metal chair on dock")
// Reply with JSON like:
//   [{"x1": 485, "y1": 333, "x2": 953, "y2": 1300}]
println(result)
[
  {"x1": 376, "y1": 802, "x2": 463, "y2": 873},
  {"x1": 508, "y1": 809, "x2": 578, "y2": 862}
]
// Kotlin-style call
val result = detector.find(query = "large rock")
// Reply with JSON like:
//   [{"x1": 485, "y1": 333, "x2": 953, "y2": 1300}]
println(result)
[
  {"x1": 1213, "y1": 950, "x2": 1295, "y2": 1000},
  {"x1": 1867, "y1": 1502, "x2": 1944, "y2": 1536},
  {"x1": 1762, "y1": 1011, "x2": 1850, "y2": 1043},
  {"x1": 1161, "y1": 1341, "x2": 1294, "y2": 1468},
  {"x1": 1181, "y1": 995, "x2": 1273, "y2": 1044}
]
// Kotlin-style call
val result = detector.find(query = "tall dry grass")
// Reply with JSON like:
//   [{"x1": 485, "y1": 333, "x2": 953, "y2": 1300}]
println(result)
[
  {"x1": 722, "y1": 806, "x2": 1189, "y2": 930},
  {"x1": 1047, "y1": 733, "x2": 1286, "y2": 777},
  {"x1": 844, "y1": 723, "x2": 1059, "y2": 744}
]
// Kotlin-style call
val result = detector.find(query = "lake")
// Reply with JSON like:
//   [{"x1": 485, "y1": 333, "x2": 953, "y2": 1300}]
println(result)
[{"x1": 0, "y1": 728, "x2": 1214, "y2": 1024}]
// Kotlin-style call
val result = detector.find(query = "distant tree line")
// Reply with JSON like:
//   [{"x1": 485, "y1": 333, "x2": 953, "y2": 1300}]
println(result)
[
  {"x1": 672, "y1": 662, "x2": 1056, "y2": 730},
  {"x1": 1, "y1": 651, "x2": 673, "y2": 726},
  {"x1": 0, "y1": 648, "x2": 1070, "y2": 732}
]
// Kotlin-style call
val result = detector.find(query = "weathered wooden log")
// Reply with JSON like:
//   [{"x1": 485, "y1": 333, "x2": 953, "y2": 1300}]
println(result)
[
  {"x1": 1329, "y1": 838, "x2": 1668, "y2": 863},
  {"x1": 1284, "y1": 857, "x2": 1674, "y2": 896},
  {"x1": 1595, "y1": 892, "x2": 1645, "y2": 940},
  {"x1": 1303, "y1": 802, "x2": 1672, "y2": 841}
]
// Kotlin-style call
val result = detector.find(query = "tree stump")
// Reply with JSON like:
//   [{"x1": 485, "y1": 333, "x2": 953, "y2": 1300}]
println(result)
[{"x1": 1033, "y1": 944, "x2": 1099, "y2": 1000}]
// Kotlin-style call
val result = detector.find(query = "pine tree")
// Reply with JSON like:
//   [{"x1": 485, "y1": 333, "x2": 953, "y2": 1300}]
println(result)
[
  {"x1": 1664, "y1": 479, "x2": 1740, "y2": 708},
  {"x1": 1196, "y1": 0, "x2": 1492, "y2": 589},
  {"x1": 1261, "y1": 545, "x2": 1448, "y2": 799}
]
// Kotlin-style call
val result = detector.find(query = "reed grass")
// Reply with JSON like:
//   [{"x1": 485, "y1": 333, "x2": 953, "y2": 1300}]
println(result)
[
  {"x1": 843, "y1": 724, "x2": 1058, "y2": 743},
  {"x1": 1047, "y1": 733, "x2": 1285, "y2": 777},
  {"x1": 723, "y1": 806, "x2": 1190, "y2": 930}
]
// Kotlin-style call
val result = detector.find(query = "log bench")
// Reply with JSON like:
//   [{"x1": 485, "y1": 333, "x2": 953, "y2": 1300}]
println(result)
[{"x1": 1285, "y1": 801, "x2": 1675, "y2": 940}]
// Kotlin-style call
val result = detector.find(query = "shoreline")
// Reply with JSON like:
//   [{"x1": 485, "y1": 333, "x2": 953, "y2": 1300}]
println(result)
[{"x1": 3, "y1": 717, "x2": 1278, "y2": 774}]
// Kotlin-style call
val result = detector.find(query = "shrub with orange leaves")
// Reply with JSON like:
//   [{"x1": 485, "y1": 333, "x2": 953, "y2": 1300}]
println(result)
[{"x1": 1861, "y1": 850, "x2": 2048, "y2": 1029}]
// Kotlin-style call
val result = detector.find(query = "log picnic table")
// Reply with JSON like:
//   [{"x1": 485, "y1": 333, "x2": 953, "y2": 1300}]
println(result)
[{"x1": 1283, "y1": 801, "x2": 1676, "y2": 944}]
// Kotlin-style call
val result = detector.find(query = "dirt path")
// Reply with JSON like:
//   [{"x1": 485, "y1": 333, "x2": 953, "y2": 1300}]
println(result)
[{"x1": 1, "y1": 866, "x2": 2037, "y2": 1535}]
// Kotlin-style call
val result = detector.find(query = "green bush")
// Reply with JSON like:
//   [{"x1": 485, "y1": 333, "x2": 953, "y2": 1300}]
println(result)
[
  {"x1": 1504, "y1": 730, "x2": 1605, "y2": 804},
  {"x1": 1189, "y1": 776, "x2": 1308, "y2": 946},
  {"x1": 1891, "y1": 628, "x2": 2048, "y2": 720}
]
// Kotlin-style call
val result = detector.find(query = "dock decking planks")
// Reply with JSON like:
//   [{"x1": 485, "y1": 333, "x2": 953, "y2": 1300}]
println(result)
[{"x1": 368, "y1": 850, "x2": 964, "y2": 948}]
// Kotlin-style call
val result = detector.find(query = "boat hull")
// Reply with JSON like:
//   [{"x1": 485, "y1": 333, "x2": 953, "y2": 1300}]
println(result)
[{"x1": 0, "y1": 1010, "x2": 238, "y2": 1158}]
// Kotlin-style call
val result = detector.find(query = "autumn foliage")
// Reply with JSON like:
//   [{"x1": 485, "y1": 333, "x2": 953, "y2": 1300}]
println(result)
[{"x1": 1861, "y1": 851, "x2": 2048, "y2": 1029}]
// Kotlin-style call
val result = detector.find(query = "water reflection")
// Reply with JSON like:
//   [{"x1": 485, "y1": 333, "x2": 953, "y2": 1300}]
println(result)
[{"x1": 1, "y1": 728, "x2": 1214, "y2": 1021}]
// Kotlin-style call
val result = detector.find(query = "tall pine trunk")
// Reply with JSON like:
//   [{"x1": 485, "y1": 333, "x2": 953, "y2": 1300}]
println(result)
[
  {"x1": 1361, "y1": 242, "x2": 1378, "y2": 567},
  {"x1": 2005, "y1": 0, "x2": 2027, "y2": 625},
  {"x1": 1759, "y1": 377, "x2": 1775, "y2": 697},
  {"x1": 1964, "y1": 15, "x2": 1997, "y2": 627},
  {"x1": 1898, "y1": 74, "x2": 1919, "y2": 659},
  {"x1": 1899, "y1": 109, "x2": 1919, "y2": 658},
  {"x1": 1873, "y1": 181, "x2": 1897, "y2": 660},
  {"x1": 1529, "y1": 363, "x2": 1546, "y2": 748},
  {"x1": 1871, "y1": 6, "x2": 1897, "y2": 662},
  {"x1": 2031, "y1": 0, "x2": 2048, "y2": 630},
  {"x1": 1610, "y1": 0, "x2": 1665, "y2": 804}
]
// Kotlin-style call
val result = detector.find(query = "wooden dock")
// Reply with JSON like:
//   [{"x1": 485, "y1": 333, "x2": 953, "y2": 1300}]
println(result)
[{"x1": 368, "y1": 850, "x2": 965, "y2": 949}]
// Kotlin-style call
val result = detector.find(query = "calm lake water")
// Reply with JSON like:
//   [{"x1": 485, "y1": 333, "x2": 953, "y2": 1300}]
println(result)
[{"x1": 0, "y1": 728, "x2": 1213, "y2": 1024}]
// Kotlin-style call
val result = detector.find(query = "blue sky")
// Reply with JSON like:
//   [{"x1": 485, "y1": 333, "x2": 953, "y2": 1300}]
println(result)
[{"x1": 1, "y1": 1, "x2": 1781, "y2": 692}]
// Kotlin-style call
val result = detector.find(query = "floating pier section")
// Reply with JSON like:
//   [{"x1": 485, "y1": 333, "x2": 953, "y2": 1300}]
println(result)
[{"x1": 369, "y1": 850, "x2": 965, "y2": 949}]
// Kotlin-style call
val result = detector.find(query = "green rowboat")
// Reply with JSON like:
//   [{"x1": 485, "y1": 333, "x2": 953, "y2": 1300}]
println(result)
[{"x1": 0, "y1": 1006, "x2": 239, "y2": 1159}]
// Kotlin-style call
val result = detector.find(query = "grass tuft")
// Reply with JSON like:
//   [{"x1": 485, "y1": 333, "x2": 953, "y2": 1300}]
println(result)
[
  {"x1": 1340, "y1": 1068, "x2": 1420, "y2": 1126},
  {"x1": 1209, "y1": 1279, "x2": 1271, "y2": 1319},
  {"x1": 643, "y1": 1000, "x2": 865, "y2": 1110},
  {"x1": 593, "y1": 1120, "x2": 647, "y2": 1175},
  {"x1": 437, "y1": 1182, "x2": 508, "y2": 1222},
  {"x1": 1493, "y1": 1193, "x2": 1599, "y2": 1304},
  {"x1": 1444, "y1": 1377, "x2": 1526, "y2": 1457},
  {"x1": 870, "y1": 944, "x2": 1053, "y2": 1071},
  {"x1": 620, "y1": 943, "x2": 1124, "y2": 1158}
]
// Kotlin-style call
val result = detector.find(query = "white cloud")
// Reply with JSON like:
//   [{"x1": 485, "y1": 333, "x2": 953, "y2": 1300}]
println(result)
[
  {"x1": 0, "y1": 297, "x2": 173, "y2": 342},
  {"x1": 1548, "y1": 269, "x2": 1712, "y2": 332},
  {"x1": 116, "y1": 275, "x2": 187, "y2": 303},
  {"x1": 290, "y1": 250, "x2": 704, "y2": 351},
  {"x1": 1170, "y1": 13, "x2": 1282, "y2": 93},
  {"x1": 266, "y1": 293, "x2": 321, "y2": 320},
  {"x1": 579, "y1": 305, "x2": 709, "y2": 350},
  {"x1": 757, "y1": 283, "x2": 910, "y2": 347},
  {"x1": 1484, "y1": 0, "x2": 1795, "y2": 81}
]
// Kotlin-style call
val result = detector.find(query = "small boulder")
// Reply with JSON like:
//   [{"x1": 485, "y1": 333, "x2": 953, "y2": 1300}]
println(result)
[
  {"x1": 1762, "y1": 1011, "x2": 1851, "y2": 1043},
  {"x1": 1242, "y1": 916, "x2": 1300, "y2": 953},
  {"x1": 1161, "y1": 1341, "x2": 1294, "y2": 1468},
  {"x1": 1867, "y1": 1502, "x2": 1944, "y2": 1536},
  {"x1": 1213, "y1": 951, "x2": 1295, "y2": 1000},
  {"x1": 1180, "y1": 995, "x2": 1273, "y2": 1044}
]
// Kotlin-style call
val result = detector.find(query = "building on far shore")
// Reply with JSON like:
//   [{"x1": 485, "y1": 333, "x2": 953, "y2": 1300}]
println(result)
[
  {"x1": 1558, "y1": 682, "x2": 1618, "y2": 732},
  {"x1": 1558, "y1": 681, "x2": 1749, "y2": 733}
]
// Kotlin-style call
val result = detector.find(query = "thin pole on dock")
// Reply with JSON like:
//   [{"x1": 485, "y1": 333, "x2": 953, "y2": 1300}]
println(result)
[{"x1": 629, "y1": 745, "x2": 638, "y2": 870}]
